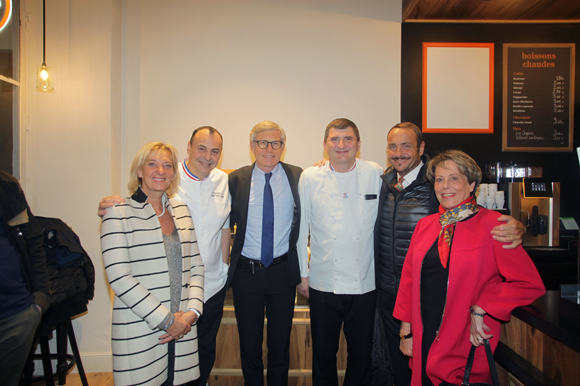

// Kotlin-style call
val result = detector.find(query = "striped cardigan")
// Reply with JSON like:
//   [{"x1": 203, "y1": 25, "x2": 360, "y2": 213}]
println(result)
[{"x1": 100, "y1": 188, "x2": 204, "y2": 386}]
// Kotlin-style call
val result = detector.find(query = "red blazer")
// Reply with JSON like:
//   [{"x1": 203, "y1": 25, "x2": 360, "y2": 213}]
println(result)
[{"x1": 393, "y1": 207, "x2": 545, "y2": 386}]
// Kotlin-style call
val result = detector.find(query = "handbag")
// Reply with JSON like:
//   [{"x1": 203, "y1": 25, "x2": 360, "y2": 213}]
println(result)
[{"x1": 440, "y1": 339, "x2": 500, "y2": 386}]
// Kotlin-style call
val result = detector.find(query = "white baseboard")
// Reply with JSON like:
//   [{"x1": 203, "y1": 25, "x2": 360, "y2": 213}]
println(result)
[{"x1": 69, "y1": 352, "x2": 113, "y2": 373}]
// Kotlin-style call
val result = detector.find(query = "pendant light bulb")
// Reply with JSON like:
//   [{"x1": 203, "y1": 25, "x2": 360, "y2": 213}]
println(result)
[{"x1": 36, "y1": 64, "x2": 54, "y2": 92}]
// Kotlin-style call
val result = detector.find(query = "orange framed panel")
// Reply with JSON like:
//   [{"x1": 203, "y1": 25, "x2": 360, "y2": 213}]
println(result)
[{"x1": 422, "y1": 42, "x2": 494, "y2": 134}]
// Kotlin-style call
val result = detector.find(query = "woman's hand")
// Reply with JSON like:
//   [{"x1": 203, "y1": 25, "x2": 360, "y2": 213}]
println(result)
[
  {"x1": 469, "y1": 305, "x2": 493, "y2": 346},
  {"x1": 159, "y1": 311, "x2": 192, "y2": 344},
  {"x1": 399, "y1": 322, "x2": 413, "y2": 357},
  {"x1": 400, "y1": 337, "x2": 413, "y2": 357}
]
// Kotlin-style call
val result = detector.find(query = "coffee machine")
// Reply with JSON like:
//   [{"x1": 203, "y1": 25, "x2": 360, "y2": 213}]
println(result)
[{"x1": 508, "y1": 179, "x2": 560, "y2": 247}]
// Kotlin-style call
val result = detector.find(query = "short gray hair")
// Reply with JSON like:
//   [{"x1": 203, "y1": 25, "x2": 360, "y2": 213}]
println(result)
[
  {"x1": 250, "y1": 121, "x2": 286, "y2": 143},
  {"x1": 425, "y1": 149, "x2": 482, "y2": 193}
]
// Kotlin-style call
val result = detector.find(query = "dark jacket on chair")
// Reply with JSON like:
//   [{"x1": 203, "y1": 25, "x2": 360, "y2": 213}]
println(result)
[{"x1": 37, "y1": 216, "x2": 95, "y2": 307}]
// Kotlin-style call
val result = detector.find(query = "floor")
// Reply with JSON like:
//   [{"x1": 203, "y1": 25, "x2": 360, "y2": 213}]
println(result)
[{"x1": 33, "y1": 372, "x2": 113, "y2": 386}]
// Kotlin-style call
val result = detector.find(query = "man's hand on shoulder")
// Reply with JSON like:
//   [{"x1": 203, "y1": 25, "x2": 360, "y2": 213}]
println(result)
[
  {"x1": 491, "y1": 214, "x2": 525, "y2": 249},
  {"x1": 312, "y1": 159, "x2": 328, "y2": 168},
  {"x1": 98, "y1": 195, "x2": 125, "y2": 218}
]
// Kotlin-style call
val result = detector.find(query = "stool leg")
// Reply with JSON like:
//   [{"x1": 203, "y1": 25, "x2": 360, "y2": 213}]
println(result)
[
  {"x1": 39, "y1": 337, "x2": 55, "y2": 386},
  {"x1": 65, "y1": 319, "x2": 89, "y2": 386},
  {"x1": 57, "y1": 323, "x2": 68, "y2": 385}
]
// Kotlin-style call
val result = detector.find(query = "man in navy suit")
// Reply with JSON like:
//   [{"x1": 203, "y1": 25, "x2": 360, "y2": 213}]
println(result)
[{"x1": 227, "y1": 121, "x2": 302, "y2": 386}]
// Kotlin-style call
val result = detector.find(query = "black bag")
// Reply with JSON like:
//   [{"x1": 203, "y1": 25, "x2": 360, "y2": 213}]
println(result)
[{"x1": 441, "y1": 339, "x2": 499, "y2": 386}]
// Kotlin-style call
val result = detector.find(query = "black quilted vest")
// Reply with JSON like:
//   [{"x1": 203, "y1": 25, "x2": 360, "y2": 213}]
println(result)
[{"x1": 374, "y1": 159, "x2": 439, "y2": 296}]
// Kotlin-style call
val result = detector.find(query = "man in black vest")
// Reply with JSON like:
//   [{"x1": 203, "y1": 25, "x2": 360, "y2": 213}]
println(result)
[
  {"x1": 227, "y1": 121, "x2": 302, "y2": 386},
  {"x1": 374, "y1": 122, "x2": 524, "y2": 386}
]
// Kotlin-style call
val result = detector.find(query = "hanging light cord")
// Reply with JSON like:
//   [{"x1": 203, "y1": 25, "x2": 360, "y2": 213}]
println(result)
[{"x1": 42, "y1": 0, "x2": 46, "y2": 66}]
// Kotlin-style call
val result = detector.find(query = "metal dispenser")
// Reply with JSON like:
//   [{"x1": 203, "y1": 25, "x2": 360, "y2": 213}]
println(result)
[{"x1": 509, "y1": 179, "x2": 560, "y2": 247}]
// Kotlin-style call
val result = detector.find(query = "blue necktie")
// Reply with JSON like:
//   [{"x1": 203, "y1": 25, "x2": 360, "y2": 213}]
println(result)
[{"x1": 261, "y1": 172, "x2": 274, "y2": 267}]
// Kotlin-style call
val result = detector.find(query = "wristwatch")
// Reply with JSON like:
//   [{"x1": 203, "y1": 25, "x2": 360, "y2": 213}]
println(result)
[{"x1": 399, "y1": 332, "x2": 413, "y2": 340}]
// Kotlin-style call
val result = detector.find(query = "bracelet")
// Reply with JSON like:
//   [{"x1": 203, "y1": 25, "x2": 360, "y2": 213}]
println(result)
[
  {"x1": 470, "y1": 307, "x2": 485, "y2": 318},
  {"x1": 399, "y1": 332, "x2": 413, "y2": 340},
  {"x1": 163, "y1": 313, "x2": 175, "y2": 330}
]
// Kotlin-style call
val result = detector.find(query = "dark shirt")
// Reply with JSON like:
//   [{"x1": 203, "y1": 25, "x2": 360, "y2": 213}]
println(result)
[
  {"x1": 0, "y1": 211, "x2": 33, "y2": 320},
  {"x1": 420, "y1": 240, "x2": 448, "y2": 386}
]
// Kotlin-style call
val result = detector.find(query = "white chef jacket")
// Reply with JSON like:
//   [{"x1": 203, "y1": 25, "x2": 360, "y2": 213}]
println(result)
[
  {"x1": 297, "y1": 159, "x2": 383, "y2": 295},
  {"x1": 176, "y1": 161, "x2": 230, "y2": 301}
]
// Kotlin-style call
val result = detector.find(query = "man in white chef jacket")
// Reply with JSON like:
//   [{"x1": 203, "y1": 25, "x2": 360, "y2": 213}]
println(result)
[{"x1": 297, "y1": 118, "x2": 382, "y2": 386}]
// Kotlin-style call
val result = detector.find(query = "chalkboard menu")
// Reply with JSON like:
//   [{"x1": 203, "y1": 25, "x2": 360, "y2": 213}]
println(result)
[{"x1": 502, "y1": 43, "x2": 575, "y2": 152}]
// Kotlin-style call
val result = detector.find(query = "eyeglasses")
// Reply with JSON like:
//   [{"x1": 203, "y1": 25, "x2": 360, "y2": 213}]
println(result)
[{"x1": 254, "y1": 140, "x2": 283, "y2": 150}]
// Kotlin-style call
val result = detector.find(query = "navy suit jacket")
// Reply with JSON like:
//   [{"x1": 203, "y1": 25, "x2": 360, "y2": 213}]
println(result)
[{"x1": 227, "y1": 162, "x2": 302, "y2": 289}]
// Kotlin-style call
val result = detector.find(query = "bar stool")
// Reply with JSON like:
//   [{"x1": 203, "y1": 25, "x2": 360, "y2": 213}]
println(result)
[{"x1": 23, "y1": 295, "x2": 89, "y2": 386}]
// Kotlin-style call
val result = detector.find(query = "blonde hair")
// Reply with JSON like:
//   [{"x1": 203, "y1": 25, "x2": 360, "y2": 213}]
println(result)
[{"x1": 127, "y1": 142, "x2": 180, "y2": 197}]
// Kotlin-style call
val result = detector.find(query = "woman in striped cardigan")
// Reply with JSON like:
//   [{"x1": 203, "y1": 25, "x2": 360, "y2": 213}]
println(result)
[{"x1": 101, "y1": 142, "x2": 204, "y2": 386}]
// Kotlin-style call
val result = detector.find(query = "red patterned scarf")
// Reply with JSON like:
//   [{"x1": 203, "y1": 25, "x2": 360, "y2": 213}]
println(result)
[{"x1": 438, "y1": 196, "x2": 479, "y2": 268}]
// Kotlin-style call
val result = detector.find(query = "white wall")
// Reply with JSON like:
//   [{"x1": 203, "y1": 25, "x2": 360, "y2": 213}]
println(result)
[
  {"x1": 22, "y1": 0, "x2": 120, "y2": 371},
  {"x1": 122, "y1": 0, "x2": 402, "y2": 188},
  {"x1": 22, "y1": 0, "x2": 401, "y2": 372}
]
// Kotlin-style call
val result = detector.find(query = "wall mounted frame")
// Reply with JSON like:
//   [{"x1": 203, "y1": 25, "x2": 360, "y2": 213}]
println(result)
[
  {"x1": 502, "y1": 43, "x2": 575, "y2": 152},
  {"x1": 422, "y1": 42, "x2": 494, "y2": 134}
]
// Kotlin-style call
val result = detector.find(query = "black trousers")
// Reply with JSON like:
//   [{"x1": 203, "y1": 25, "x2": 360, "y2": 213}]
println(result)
[
  {"x1": 0, "y1": 304, "x2": 42, "y2": 386},
  {"x1": 232, "y1": 258, "x2": 296, "y2": 386},
  {"x1": 377, "y1": 289, "x2": 412, "y2": 386},
  {"x1": 309, "y1": 288, "x2": 377, "y2": 386},
  {"x1": 196, "y1": 283, "x2": 227, "y2": 385}
]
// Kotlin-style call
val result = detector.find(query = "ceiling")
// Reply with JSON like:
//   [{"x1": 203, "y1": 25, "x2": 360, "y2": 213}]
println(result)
[{"x1": 403, "y1": 0, "x2": 580, "y2": 22}]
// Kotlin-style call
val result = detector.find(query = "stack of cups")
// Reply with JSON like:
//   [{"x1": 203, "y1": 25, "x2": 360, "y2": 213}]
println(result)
[
  {"x1": 476, "y1": 184, "x2": 488, "y2": 207},
  {"x1": 486, "y1": 184, "x2": 498, "y2": 209},
  {"x1": 494, "y1": 190, "x2": 505, "y2": 210},
  {"x1": 476, "y1": 183, "x2": 504, "y2": 209}
]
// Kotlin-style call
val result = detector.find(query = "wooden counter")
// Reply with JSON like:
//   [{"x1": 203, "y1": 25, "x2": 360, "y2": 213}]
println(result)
[{"x1": 498, "y1": 290, "x2": 580, "y2": 386}]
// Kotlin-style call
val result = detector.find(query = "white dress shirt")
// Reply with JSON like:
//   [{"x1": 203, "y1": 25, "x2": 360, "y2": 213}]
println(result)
[
  {"x1": 297, "y1": 159, "x2": 383, "y2": 295},
  {"x1": 241, "y1": 163, "x2": 294, "y2": 260},
  {"x1": 176, "y1": 161, "x2": 230, "y2": 301},
  {"x1": 398, "y1": 160, "x2": 424, "y2": 189}
]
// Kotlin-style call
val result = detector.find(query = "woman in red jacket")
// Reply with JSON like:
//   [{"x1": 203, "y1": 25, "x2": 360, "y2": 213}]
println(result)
[{"x1": 393, "y1": 150, "x2": 545, "y2": 386}]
